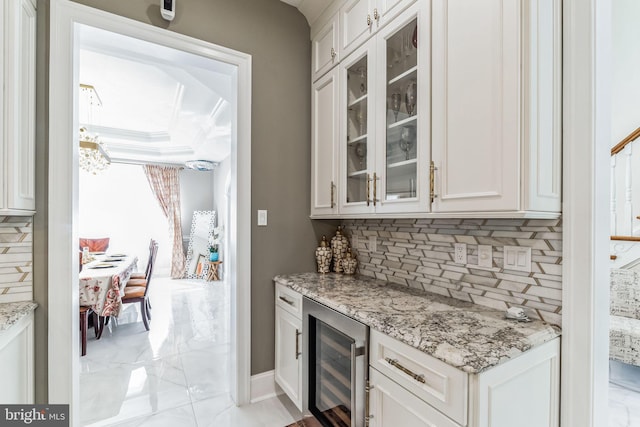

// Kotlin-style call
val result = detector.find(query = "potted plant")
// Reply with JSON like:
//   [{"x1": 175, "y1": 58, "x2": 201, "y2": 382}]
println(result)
[{"x1": 209, "y1": 226, "x2": 223, "y2": 262}]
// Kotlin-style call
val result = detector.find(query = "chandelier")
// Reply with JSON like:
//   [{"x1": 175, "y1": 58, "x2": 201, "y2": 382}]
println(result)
[
  {"x1": 79, "y1": 127, "x2": 110, "y2": 174},
  {"x1": 79, "y1": 84, "x2": 110, "y2": 174}
]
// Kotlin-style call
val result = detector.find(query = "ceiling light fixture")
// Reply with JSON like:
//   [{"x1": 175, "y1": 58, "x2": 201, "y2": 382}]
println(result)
[
  {"x1": 79, "y1": 84, "x2": 110, "y2": 175},
  {"x1": 184, "y1": 159, "x2": 216, "y2": 171}
]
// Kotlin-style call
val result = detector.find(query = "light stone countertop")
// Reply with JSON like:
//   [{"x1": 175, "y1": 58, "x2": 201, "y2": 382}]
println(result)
[
  {"x1": 0, "y1": 301, "x2": 37, "y2": 332},
  {"x1": 274, "y1": 273, "x2": 561, "y2": 374}
]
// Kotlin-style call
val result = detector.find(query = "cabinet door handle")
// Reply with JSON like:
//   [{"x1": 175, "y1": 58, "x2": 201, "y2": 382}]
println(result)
[
  {"x1": 295, "y1": 329, "x2": 302, "y2": 359},
  {"x1": 430, "y1": 161, "x2": 437, "y2": 203},
  {"x1": 367, "y1": 14, "x2": 372, "y2": 27},
  {"x1": 366, "y1": 174, "x2": 371, "y2": 206},
  {"x1": 365, "y1": 380, "x2": 373, "y2": 427},
  {"x1": 385, "y1": 357, "x2": 426, "y2": 383},
  {"x1": 330, "y1": 181, "x2": 335, "y2": 208},
  {"x1": 279, "y1": 295, "x2": 294, "y2": 306},
  {"x1": 373, "y1": 172, "x2": 378, "y2": 206},
  {"x1": 331, "y1": 47, "x2": 336, "y2": 59},
  {"x1": 373, "y1": 8, "x2": 379, "y2": 21}
]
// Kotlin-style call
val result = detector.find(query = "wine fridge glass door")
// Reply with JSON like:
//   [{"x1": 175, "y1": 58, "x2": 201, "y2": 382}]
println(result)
[{"x1": 309, "y1": 318, "x2": 354, "y2": 426}]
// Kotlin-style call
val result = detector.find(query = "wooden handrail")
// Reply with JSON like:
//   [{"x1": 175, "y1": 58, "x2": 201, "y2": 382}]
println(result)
[
  {"x1": 611, "y1": 235, "x2": 640, "y2": 241},
  {"x1": 612, "y1": 126, "x2": 640, "y2": 155}
]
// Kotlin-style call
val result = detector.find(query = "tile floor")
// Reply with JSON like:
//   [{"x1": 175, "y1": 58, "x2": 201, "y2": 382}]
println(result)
[
  {"x1": 610, "y1": 383, "x2": 640, "y2": 427},
  {"x1": 609, "y1": 360, "x2": 640, "y2": 426},
  {"x1": 80, "y1": 277, "x2": 303, "y2": 427}
]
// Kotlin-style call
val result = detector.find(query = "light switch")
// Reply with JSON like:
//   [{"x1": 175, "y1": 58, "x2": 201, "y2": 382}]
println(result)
[
  {"x1": 503, "y1": 246, "x2": 531, "y2": 272},
  {"x1": 257, "y1": 210, "x2": 267, "y2": 226}
]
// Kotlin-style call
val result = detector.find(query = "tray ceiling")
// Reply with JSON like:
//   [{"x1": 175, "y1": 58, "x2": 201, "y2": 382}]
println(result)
[{"x1": 78, "y1": 24, "x2": 236, "y2": 166}]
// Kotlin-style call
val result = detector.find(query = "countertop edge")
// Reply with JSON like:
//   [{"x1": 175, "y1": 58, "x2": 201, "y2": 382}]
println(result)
[
  {"x1": 0, "y1": 301, "x2": 38, "y2": 332},
  {"x1": 274, "y1": 274, "x2": 561, "y2": 374}
]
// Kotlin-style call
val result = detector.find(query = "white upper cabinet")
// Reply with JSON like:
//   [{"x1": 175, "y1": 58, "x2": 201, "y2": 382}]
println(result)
[
  {"x1": 339, "y1": 41, "x2": 376, "y2": 214},
  {"x1": 312, "y1": 13, "x2": 340, "y2": 82},
  {"x1": 311, "y1": 68, "x2": 340, "y2": 216},
  {"x1": 310, "y1": 0, "x2": 561, "y2": 218},
  {"x1": 340, "y1": 0, "x2": 377, "y2": 57},
  {"x1": 374, "y1": 5, "x2": 429, "y2": 214},
  {"x1": 340, "y1": 3, "x2": 429, "y2": 215},
  {"x1": 339, "y1": 0, "x2": 416, "y2": 58},
  {"x1": 431, "y1": 0, "x2": 561, "y2": 214},
  {"x1": 1, "y1": 0, "x2": 36, "y2": 214}
]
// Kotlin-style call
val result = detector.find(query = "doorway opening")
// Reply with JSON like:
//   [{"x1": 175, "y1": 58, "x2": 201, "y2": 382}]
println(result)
[{"x1": 48, "y1": 2, "x2": 252, "y2": 424}]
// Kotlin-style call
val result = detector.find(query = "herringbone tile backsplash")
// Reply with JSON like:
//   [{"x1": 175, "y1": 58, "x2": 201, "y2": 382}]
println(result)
[
  {"x1": 0, "y1": 216, "x2": 33, "y2": 303},
  {"x1": 343, "y1": 218, "x2": 562, "y2": 325}
]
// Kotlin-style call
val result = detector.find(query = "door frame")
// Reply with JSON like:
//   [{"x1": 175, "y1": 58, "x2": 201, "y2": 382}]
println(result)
[
  {"x1": 48, "y1": 1, "x2": 252, "y2": 423},
  {"x1": 561, "y1": 0, "x2": 611, "y2": 425}
]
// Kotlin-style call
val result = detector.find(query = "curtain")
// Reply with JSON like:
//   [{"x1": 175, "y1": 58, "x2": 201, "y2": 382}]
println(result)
[{"x1": 143, "y1": 165, "x2": 186, "y2": 278}]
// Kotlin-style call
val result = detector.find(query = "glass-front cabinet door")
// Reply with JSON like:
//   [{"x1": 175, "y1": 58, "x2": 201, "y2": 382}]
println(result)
[
  {"x1": 341, "y1": 42, "x2": 376, "y2": 213},
  {"x1": 340, "y1": 2, "x2": 429, "y2": 214},
  {"x1": 375, "y1": 3, "x2": 429, "y2": 213}
]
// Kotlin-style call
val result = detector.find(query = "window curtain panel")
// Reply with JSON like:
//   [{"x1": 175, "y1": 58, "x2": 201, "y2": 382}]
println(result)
[{"x1": 143, "y1": 165, "x2": 186, "y2": 278}]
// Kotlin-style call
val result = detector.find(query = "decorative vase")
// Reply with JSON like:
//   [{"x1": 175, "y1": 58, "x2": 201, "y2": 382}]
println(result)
[
  {"x1": 331, "y1": 226, "x2": 349, "y2": 273},
  {"x1": 210, "y1": 252, "x2": 219, "y2": 262},
  {"x1": 342, "y1": 248, "x2": 358, "y2": 275},
  {"x1": 315, "y1": 236, "x2": 332, "y2": 274}
]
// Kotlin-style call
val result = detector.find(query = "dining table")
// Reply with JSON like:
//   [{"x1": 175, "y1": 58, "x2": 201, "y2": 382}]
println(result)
[{"x1": 79, "y1": 254, "x2": 138, "y2": 336}]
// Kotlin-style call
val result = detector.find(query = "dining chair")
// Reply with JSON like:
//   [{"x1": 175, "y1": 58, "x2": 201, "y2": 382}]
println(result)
[
  {"x1": 130, "y1": 239, "x2": 156, "y2": 282},
  {"x1": 79, "y1": 237, "x2": 110, "y2": 253},
  {"x1": 122, "y1": 241, "x2": 158, "y2": 331},
  {"x1": 79, "y1": 306, "x2": 97, "y2": 356}
]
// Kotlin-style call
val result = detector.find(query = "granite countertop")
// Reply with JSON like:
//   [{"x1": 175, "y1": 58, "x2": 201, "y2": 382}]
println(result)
[
  {"x1": 0, "y1": 301, "x2": 37, "y2": 332},
  {"x1": 274, "y1": 273, "x2": 561, "y2": 374}
]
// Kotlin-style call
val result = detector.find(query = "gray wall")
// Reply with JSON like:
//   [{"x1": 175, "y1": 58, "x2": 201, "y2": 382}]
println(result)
[
  {"x1": 34, "y1": 0, "x2": 50, "y2": 403},
  {"x1": 31, "y1": 0, "x2": 339, "y2": 398}
]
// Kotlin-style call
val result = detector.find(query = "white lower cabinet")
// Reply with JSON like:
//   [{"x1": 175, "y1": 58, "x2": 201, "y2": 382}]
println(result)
[
  {"x1": 274, "y1": 285, "x2": 303, "y2": 411},
  {"x1": 0, "y1": 311, "x2": 34, "y2": 403},
  {"x1": 370, "y1": 367, "x2": 461, "y2": 427},
  {"x1": 368, "y1": 329, "x2": 560, "y2": 427}
]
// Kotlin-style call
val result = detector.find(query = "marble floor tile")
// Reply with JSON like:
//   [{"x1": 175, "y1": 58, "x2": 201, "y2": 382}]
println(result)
[
  {"x1": 81, "y1": 278, "x2": 231, "y2": 427},
  {"x1": 610, "y1": 382, "x2": 640, "y2": 427},
  {"x1": 110, "y1": 403, "x2": 198, "y2": 427},
  {"x1": 79, "y1": 277, "x2": 303, "y2": 427},
  {"x1": 181, "y1": 344, "x2": 231, "y2": 402},
  {"x1": 81, "y1": 355, "x2": 191, "y2": 426},
  {"x1": 191, "y1": 394, "x2": 302, "y2": 427}
]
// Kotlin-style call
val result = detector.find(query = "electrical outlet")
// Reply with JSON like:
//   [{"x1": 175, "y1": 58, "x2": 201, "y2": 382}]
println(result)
[
  {"x1": 368, "y1": 235, "x2": 377, "y2": 253},
  {"x1": 352, "y1": 235, "x2": 359, "y2": 249},
  {"x1": 478, "y1": 245, "x2": 493, "y2": 268},
  {"x1": 454, "y1": 243, "x2": 467, "y2": 264}
]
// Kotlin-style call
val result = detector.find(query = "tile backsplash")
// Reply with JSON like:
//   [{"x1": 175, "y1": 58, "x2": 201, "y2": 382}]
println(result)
[
  {"x1": 0, "y1": 216, "x2": 33, "y2": 303},
  {"x1": 344, "y1": 218, "x2": 562, "y2": 325}
]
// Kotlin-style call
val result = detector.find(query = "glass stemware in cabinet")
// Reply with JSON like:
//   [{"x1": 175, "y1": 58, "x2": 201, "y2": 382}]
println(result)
[
  {"x1": 346, "y1": 55, "x2": 369, "y2": 205},
  {"x1": 405, "y1": 82, "x2": 416, "y2": 117},
  {"x1": 384, "y1": 18, "x2": 419, "y2": 201},
  {"x1": 399, "y1": 126, "x2": 415, "y2": 160},
  {"x1": 391, "y1": 93, "x2": 401, "y2": 122}
]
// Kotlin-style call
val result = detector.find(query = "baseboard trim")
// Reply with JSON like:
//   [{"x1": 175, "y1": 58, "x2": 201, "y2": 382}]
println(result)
[{"x1": 250, "y1": 370, "x2": 283, "y2": 403}]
